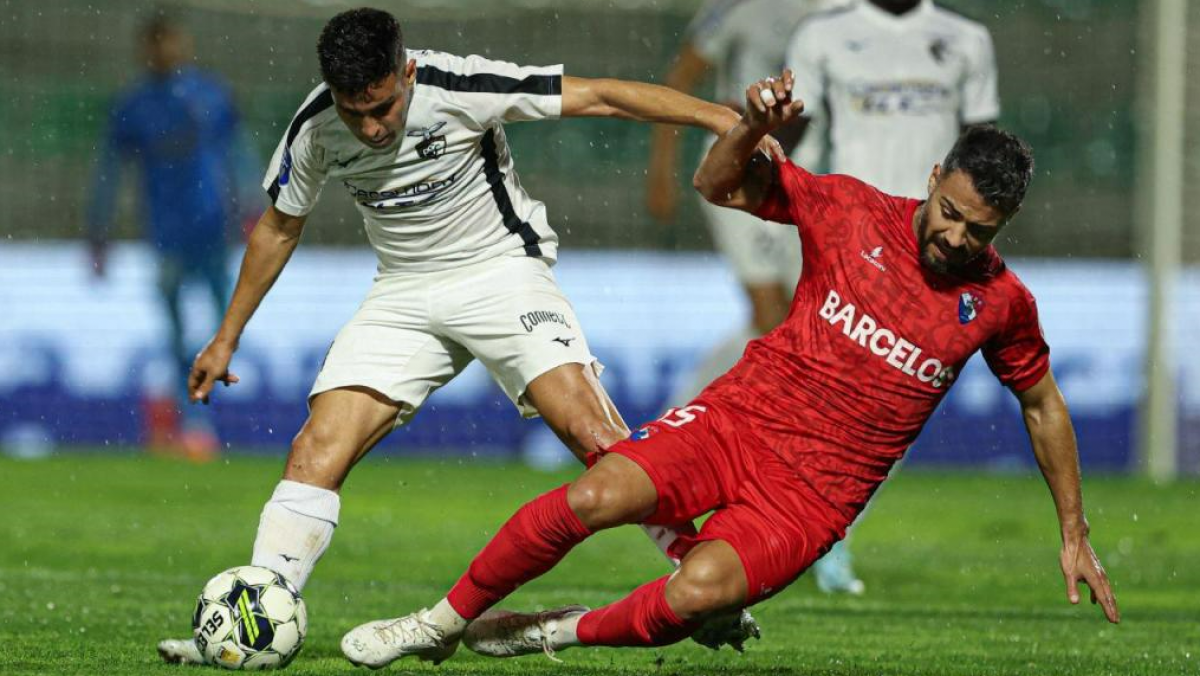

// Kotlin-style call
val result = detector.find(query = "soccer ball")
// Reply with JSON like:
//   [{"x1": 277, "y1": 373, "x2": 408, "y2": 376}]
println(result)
[{"x1": 193, "y1": 566, "x2": 308, "y2": 670}]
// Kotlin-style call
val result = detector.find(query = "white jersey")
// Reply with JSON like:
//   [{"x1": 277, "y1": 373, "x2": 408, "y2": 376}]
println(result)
[
  {"x1": 786, "y1": 0, "x2": 999, "y2": 197},
  {"x1": 263, "y1": 50, "x2": 563, "y2": 274}
]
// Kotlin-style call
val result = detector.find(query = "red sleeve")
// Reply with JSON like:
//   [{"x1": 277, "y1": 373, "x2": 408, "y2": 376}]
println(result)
[
  {"x1": 982, "y1": 283, "x2": 1051, "y2": 392},
  {"x1": 753, "y1": 159, "x2": 861, "y2": 233}
]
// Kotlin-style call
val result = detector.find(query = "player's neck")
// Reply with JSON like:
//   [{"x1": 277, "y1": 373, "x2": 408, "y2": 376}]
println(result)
[{"x1": 867, "y1": 0, "x2": 922, "y2": 16}]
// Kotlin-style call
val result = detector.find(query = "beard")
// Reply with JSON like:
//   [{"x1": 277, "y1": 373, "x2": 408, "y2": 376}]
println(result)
[{"x1": 915, "y1": 207, "x2": 951, "y2": 275}]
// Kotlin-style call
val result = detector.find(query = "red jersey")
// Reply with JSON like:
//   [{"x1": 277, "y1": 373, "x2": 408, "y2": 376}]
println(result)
[{"x1": 700, "y1": 160, "x2": 1050, "y2": 520}]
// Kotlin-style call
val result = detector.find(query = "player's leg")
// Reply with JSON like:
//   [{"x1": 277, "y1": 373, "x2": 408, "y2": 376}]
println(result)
[
  {"x1": 340, "y1": 452, "x2": 659, "y2": 668},
  {"x1": 250, "y1": 385, "x2": 401, "y2": 588}
]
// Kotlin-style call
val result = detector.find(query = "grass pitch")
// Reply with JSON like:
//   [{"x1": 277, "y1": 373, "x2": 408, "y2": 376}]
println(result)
[{"x1": 0, "y1": 453, "x2": 1196, "y2": 675}]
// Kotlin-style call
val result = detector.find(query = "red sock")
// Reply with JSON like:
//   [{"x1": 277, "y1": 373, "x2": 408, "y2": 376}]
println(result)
[
  {"x1": 447, "y1": 484, "x2": 591, "y2": 619},
  {"x1": 576, "y1": 576, "x2": 698, "y2": 647}
]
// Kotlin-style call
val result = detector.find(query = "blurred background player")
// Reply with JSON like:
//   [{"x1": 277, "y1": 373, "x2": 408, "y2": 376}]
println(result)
[
  {"x1": 777, "y1": 0, "x2": 1001, "y2": 592},
  {"x1": 86, "y1": 13, "x2": 258, "y2": 461},
  {"x1": 644, "y1": 0, "x2": 862, "y2": 594}
]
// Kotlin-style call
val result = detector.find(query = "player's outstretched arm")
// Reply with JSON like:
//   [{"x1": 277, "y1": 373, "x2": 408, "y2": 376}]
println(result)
[
  {"x1": 189, "y1": 205, "x2": 306, "y2": 404},
  {"x1": 561, "y1": 75, "x2": 738, "y2": 136},
  {"x1": 693, "y1": 72, "x2": 803, "y2": 213},
  {"x1": 1015, "y1": 371, "x2": 1120, "y2": 624}
]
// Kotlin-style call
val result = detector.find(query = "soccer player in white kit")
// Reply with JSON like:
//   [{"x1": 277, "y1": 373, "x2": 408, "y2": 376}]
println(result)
[
  {"x1": 157, "y1": 7, "x2": 764, "y2": 665},
  {"x1": 782, "y1": 0, "x2": 1000, "y2": 592}
]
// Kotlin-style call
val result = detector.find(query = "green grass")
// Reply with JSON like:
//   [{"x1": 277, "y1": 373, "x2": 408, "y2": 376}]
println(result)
[{"x1": 1, "y1": 453, "x2": 1197, "y2": 675}]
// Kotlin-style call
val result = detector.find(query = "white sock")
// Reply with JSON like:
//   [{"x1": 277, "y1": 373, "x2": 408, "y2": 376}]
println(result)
[
  {"x1": 549, "y1": 613, "x2": 583, "y2": 649},
  {"x1": 425, "y1": 598, "x2": 469, "y2": 635},
  {"x1": 250, "y1": 480, "x2": 339, "y2": 591},
  {"x1": 640, "y1": 524, "x2": 687, "y2": 567},
  {"x1": 669, "y1": 326, "x2": 757, "y2": 405}
]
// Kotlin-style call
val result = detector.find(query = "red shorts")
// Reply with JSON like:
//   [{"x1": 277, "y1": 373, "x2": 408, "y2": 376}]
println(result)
[{"x1": 605, "y1": 401, "x2": 846, "y2": 604}]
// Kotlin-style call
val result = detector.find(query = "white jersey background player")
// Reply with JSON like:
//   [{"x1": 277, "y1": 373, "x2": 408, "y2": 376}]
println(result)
[
  {"x1": 159, "y1": 7, "x2": 764, "y2": 665},
  {"x1": 787, "y1": 0, "x2": 1000, "y2": 196}
]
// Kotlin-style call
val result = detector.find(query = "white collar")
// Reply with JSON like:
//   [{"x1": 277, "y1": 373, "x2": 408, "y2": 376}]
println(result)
[{"x1": 855, "y1": 0, "x2": 937, "y2": 31}]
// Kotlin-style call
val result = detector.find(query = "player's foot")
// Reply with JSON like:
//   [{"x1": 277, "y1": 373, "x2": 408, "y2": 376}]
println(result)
[
  {"x1": 462, "y1": 605, "x2": 589, "y2": 661},
  {"x1": 156, "y1": 638, "x2": 204, "y2": 665},
  {"x1": 341, "y1": 609, "x2": 459, "y2": 669},
  {"x1": 691, "y1": 608, "x2": 762, "y2": 652},
  {"x1": 813, "y1": 541, "x2": 865, "y2": 595}
]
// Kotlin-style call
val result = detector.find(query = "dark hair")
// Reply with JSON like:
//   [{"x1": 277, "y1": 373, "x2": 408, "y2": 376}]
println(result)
[
  {"x1": 940, "y1": 125, "x2": 1034, "y2": 217},
  {"x1": 317, "y1": 8, "x2": 405, "y2": 95}
]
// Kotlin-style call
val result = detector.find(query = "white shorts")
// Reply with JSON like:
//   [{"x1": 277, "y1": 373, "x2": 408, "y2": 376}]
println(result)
[
  {"x1": 701, "y1": 196, "x2": 803, "y2": 287},
  {"x1": 310, "y1": 255, "x2": 599, "y2": 426}
]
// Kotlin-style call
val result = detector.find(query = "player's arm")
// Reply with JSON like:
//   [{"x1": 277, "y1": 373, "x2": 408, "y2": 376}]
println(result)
[
  {"x1": 189, "y1": 205, "x2": 307, "y2": 403},
  {"x1": 561, "y1": 75, "x2": 739, "y2": 136},
  {"x1": 645, "y1": 45, "x2": 713, "y2": 222},
  {"x1": 1014, "y1": 371, "x2": 1120, "y2": 623},
  {"x1": 693, "y1": 72, "x2": 803, "y2": 213}
]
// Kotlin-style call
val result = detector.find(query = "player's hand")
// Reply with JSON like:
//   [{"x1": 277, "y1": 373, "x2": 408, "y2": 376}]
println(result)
[
  {"x1": 1060, "y1": 530, "x2": 1119, "y2": 623},
  {"x1": 742, "y1": 70, "x2": 804, "y2": 136},
  {"x1": 188, "y1": 338, "x2": 240, "y2": 404}
]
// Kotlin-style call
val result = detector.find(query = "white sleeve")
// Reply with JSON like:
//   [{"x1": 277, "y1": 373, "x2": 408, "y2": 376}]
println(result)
[
  {"x1": 686, "y1": 0, "x2": 740, "y2": 63},
  {"x1": 961, "y1": 27, "x2": 1000, "y2": 124},
  {"x1": 263, "y1": 128, "x2": 328, "y2": 217},
  {"x1": 786, "y1": 22, "x2": 825, "y2": 119},
  {"x1": 420, "y1": 53, "x2": 563, "y2": 125}
]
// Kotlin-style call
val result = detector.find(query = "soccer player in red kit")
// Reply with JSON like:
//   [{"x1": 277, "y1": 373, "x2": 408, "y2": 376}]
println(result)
[{"x1": 339, "y1": 71, "x2": 1119, "y2": 668}]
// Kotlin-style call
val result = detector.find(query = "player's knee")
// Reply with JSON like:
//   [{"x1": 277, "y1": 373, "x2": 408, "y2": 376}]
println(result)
[
  {"x1": 666, "y1": 559, "x2": 746, "y2": 621},
  {"x1": 566, "y1": 477, "x2": 640, "y2": 530},
  {"x1": 284, "y1": 427, "x2": 348, "y2": 489},
  {"x1": 561, "y1": 416, "x2": 627, "y2": 456}
]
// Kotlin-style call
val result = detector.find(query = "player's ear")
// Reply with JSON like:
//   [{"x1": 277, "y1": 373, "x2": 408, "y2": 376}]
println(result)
[
  {"x1": 928, "y1": 164, "x2": 942, "y2": 197},
  {"x1": 404, "y1": 58, "x2": 417, "y2": 85}
]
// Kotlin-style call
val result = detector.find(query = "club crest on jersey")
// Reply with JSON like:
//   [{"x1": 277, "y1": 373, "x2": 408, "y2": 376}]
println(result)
[
  {"x1": 407, "y1": 121, "x2": 447, "y2": 161},
  {"x1": 929, "y1": 38, "x2": 950, "y2": 64},
  {"x1": 958, "y1": 292, "x2": 983, "y2": 325}
]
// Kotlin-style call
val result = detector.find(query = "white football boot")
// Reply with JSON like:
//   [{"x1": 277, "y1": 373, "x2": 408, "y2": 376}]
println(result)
[
  {"x1": 341, "y1": 609, "x2": 459, "y2": 669},
  {"x1": 462, "y1": 605, "x2": 589, "y2": 661},
  {"x1": 156, "y1": 638, "x2": 204, "y2": 665}
]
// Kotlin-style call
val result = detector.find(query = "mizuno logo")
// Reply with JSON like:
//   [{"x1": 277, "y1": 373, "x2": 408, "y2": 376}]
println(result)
[
  {"x1": 552, "y1": 337, "x2": 576, "y2": 347},
  {"x1": 280, "y1": 554, "x2": 299, "y2": 562}
]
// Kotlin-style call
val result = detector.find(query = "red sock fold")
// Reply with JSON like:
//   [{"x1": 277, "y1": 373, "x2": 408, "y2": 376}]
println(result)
[
  {"x1": 447, "y1": 484, "x2": 591, "y2": 620},
  {"x1": 576, "y1": 576, "x2": 698, "y2": 647}
]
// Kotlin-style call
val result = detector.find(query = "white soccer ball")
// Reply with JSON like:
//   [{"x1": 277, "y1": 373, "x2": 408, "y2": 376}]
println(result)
[{"x1": 193, "y1": 566, "x2": 308, "y2": 670}]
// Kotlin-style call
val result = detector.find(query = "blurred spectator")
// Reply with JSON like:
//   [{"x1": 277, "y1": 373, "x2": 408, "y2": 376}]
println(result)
[{"x1": 87, "y1": 13, "x2": 257, "y2": 460}]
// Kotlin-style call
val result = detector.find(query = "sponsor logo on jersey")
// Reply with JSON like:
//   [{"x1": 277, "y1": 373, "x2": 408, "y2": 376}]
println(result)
[
  {"x1": 818, "y1": 289, "x2": 956, "y2": 388},
  {"x1": 848, "y1": 80, "x2": 954, "y2": 116},
  {"x1": 860, "y1": 245, "x2": 887, "y2": 272},
  {"x1": 279, "y1": 148, "x2": 293, "y2": 186},
  {"x1": 958, "y1": 292, "x2": 983, "y2": 324},
  {"x1": 520, "y1": 310, "x2": 572, "y2": 333},
  {"x1": 407, "y1": 121, "x2": 448, "y2": 161},
  {"x1": 345, "y1": 177, "x2": 457, "y2": 209}
]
